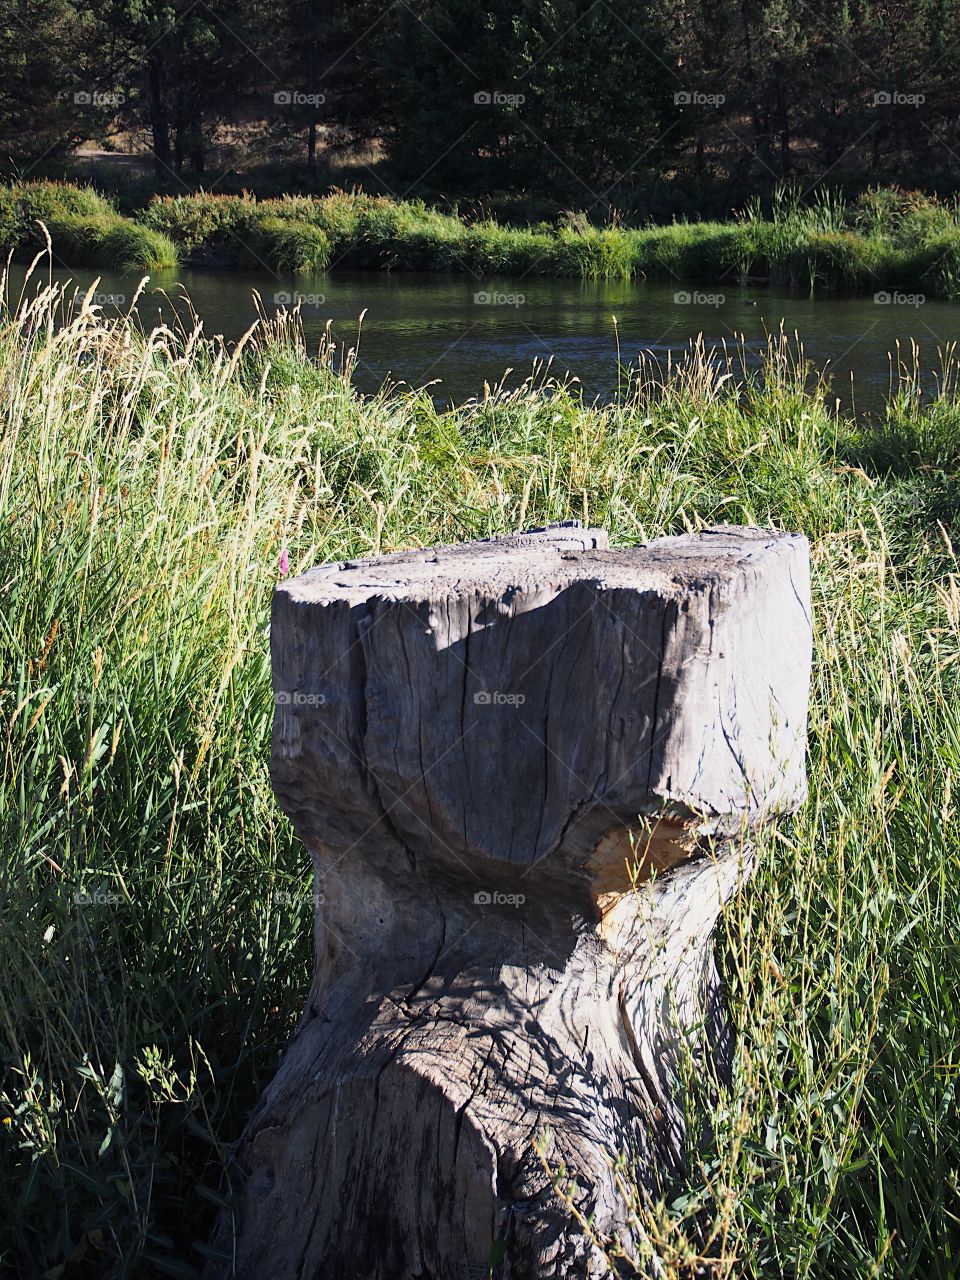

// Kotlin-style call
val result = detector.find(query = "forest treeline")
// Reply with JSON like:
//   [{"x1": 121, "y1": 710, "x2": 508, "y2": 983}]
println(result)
[{"x1": 3, "y1": 0, "x2": 960, "y2": 213}]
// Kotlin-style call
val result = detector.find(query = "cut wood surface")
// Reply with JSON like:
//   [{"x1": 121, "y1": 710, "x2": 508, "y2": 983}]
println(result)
[{"x1": 210, "y1": 523, "x2": 812, "y2": 1280}]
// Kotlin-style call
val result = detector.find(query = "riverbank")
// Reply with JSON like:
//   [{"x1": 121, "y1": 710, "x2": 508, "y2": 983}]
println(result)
[
  {"x1": 2, "y1": 274, "x2": 959, "y2": 1275},
  {"x1": 3, "y1": 180, "x2": 960, "y2": 296}
]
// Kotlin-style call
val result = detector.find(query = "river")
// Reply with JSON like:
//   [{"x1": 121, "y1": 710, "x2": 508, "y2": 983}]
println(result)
[{"x1": 8, "y1": 264, "x2": 958, "y2": 416}]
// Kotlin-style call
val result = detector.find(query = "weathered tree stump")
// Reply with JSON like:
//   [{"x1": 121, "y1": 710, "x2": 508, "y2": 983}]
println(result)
[{"x1": 213, "y1": 523, "x2": 811, "y2": 1280}]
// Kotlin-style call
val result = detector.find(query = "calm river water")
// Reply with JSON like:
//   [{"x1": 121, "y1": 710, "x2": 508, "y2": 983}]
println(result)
[{"x1": 9, "y1": 264, "x2": 959, "y2": 416}]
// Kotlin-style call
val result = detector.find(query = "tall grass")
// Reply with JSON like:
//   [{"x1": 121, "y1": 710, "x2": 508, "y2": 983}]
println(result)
[
  {"x1": 1, "y1": 270, "x2": 960, "y2": 1276},
  {"x1": 6, "y1": 181, "x2": 960, "y2": 294},
  {"x1": 0, "y1": 182, "x2": 178, "y2": 270},
  {"x1": 139, "y1": 186, "x2": 960, "y2": 294},
  {"x1": 733, "y1": 183, "x2": 960, "y2": 296}
]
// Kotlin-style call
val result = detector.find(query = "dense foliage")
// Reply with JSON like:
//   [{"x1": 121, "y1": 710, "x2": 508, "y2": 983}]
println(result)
[{"x1": 1, "y1": 0, "x2": 959, "y2": 208}]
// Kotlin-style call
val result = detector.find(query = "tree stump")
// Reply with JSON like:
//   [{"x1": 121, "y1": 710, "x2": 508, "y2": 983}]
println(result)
[{"x1": 212, "y1": 523, "x2": 811, "y2": 1280}]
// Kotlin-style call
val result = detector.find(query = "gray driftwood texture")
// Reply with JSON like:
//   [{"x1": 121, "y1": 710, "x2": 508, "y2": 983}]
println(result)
[{"x1": 212, "y1": 523, "x2": 811, "y2": 1279}]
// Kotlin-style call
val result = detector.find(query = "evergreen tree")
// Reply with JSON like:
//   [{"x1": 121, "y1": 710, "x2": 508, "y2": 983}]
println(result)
[
  {"x1": 517, "y1": 0, "x2": 681, "y2": 198},
  {"x1": 382, "y1": 0, "x2": 527, "y2": 192},
  {"x1": 0, "y1": 0, "x2": 98, "y2": 169}
]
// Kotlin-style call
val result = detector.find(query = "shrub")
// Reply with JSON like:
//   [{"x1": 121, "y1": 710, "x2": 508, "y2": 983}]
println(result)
[
  {"x1": 15, "y1": 180, "x2": 115, "y2": 224},
  {"x1": 633, "y1": 222, "x2": 745, "y2": 281},
  {"x1": 0, "y1": 186, "x2": 17, "y2": 251},
  {"x1": 97, "y1": 219, "x2": 179, "y2": 270},
  {"x1": 0, "y1": 183, "x2": 177, "y2": 269},
  {"x1": 248, "y1": 216, "x2": 331, "y2": 272},
  {"x1": 144, "y1": 193, "x2": 260, "y2": 256},
  {"x1": 550, "y1": 227, "x2": 634, "y2": 278}
]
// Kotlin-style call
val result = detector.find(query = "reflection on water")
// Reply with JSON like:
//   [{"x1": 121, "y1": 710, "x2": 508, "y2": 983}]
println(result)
[{"x1": 7, "y1": 263, "x2": 958, "y2": 416}]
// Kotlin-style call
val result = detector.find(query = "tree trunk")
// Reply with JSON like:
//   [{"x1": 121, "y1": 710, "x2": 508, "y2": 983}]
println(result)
[
  {"x1": 306, "y1": 16, "x2": 318, "y2": 173},
  {"x1": 189, "y1": 93, "x2": 205, "y2": 175},
  {"x1": 777, "y1": 78, "x2": 791, "y2": 174},
  {"x1": 147, "y1": 55, "x2": 170, "y2": 177},
  {"x1": 210, "y1": 524, "x2": 812, "y2": 1279}
]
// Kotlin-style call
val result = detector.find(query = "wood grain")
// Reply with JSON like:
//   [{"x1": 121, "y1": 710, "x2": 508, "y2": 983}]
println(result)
[{"x1": 210, "y1": 523, "x2": 811, "y2": 1279}]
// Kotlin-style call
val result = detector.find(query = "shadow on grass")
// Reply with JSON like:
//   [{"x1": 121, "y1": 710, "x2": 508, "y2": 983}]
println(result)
[{"x1": 839, "y1": 396, "x2": 960, "y2": 533}]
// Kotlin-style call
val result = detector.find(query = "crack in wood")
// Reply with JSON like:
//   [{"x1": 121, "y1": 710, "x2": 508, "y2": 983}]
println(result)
[{"x1": 210, "y1": 525, "x2": 811, "y2": 1280}]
